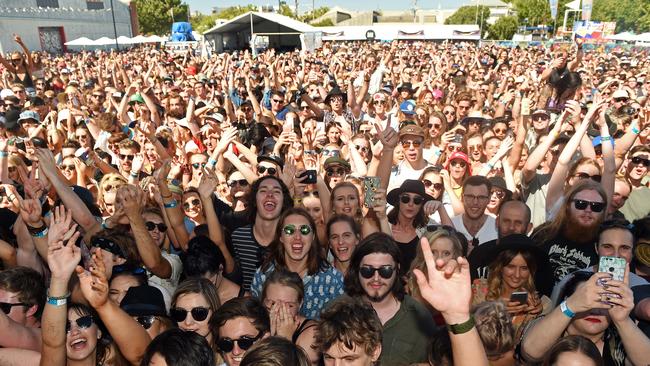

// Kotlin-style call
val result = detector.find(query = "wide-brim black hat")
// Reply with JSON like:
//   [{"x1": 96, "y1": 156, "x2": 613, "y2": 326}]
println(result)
[
  {"x1": 484, "y1": 234, "x2": 547, "y2": 270},
  {"x1": 120, "y1": 285, "x2": 167, "y2": 317},
  {"x1": 325, "y1": 86, "x2": 347, "y2": 104},
  {"x1": 386, "y1": 179, "x2": 434, "y2": 207}
]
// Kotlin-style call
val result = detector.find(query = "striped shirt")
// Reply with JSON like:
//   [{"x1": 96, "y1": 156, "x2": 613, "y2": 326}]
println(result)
[{"x1": 230, "y1": 225, "x2": 270, "y2": 291}]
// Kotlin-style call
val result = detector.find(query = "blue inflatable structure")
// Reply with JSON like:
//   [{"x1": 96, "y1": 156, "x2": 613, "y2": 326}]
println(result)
[{"x1": 170, "y1": 22, "x2": 195, "y2": 42}]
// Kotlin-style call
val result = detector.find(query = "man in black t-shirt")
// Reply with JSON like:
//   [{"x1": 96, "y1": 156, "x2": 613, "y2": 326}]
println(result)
[{"x1": 532, "y1": 180, "x2": 607, "y2": 296}]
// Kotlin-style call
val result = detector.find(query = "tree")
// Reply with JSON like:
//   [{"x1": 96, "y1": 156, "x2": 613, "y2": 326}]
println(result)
[
  {"x1": 592, "y1": 0, "x2": 650, "y2": 33},
  {"x1": 301, "y1": 7, "x2": 330, "y2": 23},
  {"x1": 488, "y1": 15, "x2": 519, "y2": 40},
  {"x1": 134, "y1": 0, "x2": 188, "y2": 35},
  {"x1": 278, "y1": 2, "x2": 295, "y2": 18},
  {"x1": 312, "y1": 19, "x2": 334, "y2": 27},
  {"x1": 214, "y1": 5, "x2": 259, "y2": 20},
  {"x1": 444, "y1": 5, "x2": 490, "y2": 37},
  {"x1": 190, "y1": 13, "x2": 218, "y2": 34},
  {"x1": 512, "y1": 0, "x2": 551, "y2": 26}
]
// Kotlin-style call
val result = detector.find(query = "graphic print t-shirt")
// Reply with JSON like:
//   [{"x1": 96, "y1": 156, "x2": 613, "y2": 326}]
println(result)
[{"x1": 538, "y1": 234, "x2": 599, "y2": 296}]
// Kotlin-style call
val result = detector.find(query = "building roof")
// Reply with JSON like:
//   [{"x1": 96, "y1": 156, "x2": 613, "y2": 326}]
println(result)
[{"x1": 203, "y1": 11, "x2": 316, "y2": 35}]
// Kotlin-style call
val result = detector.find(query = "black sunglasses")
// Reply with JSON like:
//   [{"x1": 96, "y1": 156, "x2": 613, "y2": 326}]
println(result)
[
  {"x1": 631, "y1": 156, "x2": 650, "y2": 167},
  {"x1": 257, "y1": 166, "x2": 277, "y2": 175},
  {"x1": 66, "y1": 315, "x2": 94, "y2": 333},
  {"x1": 573, "y1": 172, "x2": 601, "y2": 182},
  {"x1": 183, "y1": 198, "x2": 201, "y2": 210},
  {"x1": 0, "y1": 302, "x2": 28, "y2": 314},
  {"x1": 216, "y1": 332, "x2": 262, "y2": 353},
  {"x1": 613, "y1": 97, "x2": 629, "y2": 103},
  {"x1": 423, "y1": 180, "x2": 443, "y2": 190},
  {"x1": 326, "y1": 168, "x2": 346, "y2": 177},
  {"x1": 227, "y1": 179, "x2": 249, "y2": 188},
  {"x1": 170, "y1": 307, "x2": 210, "y2": 322},
  {"x1": 400, "y1": 195, "x2": 424, "y2": 205},
  {"x1": 572, "y1": 199, "x2": 605, "y2": 213},
  {"x1": 119, "y1": 154, "x2": 135, "y2": 161},
  {"x1": 145, "y1": 221, "x2": 167, "y2": 232},
  {"x1": 136, "y1": 315, "x2": 157, "y2": 330},
  {"x1": 359, "y1": 265, "x2": 395, "y2": 279}
]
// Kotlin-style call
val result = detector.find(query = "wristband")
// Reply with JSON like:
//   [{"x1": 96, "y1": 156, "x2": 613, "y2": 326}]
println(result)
[
  {"x1": 0, "y1": 151, "x2": 7, "y2": 157},
  {"x1": 47, "y1": 290, "x2": 70, "y2": 300},
  {"x1": 487, "y1": 162, "x2": 494, "y2": 169},
  {"x1": 434, "y1": 149, "x2": 442, "y2": 157},
  {"x1": 208, "y1": 158, "x2": 217, "y2": 167},
  {"x1": 447, "y1": 315, "x2": 475, "y2": 335},
  {"x1": 164, "y1": 199, "x2": 178, "y2": 209},
  {"x1": 600, "y1": 136, "x2": 612, "y2": 142},
  {"x1": 560, "y1": 300, "x2": 575, "y2": 318},
  {"x1": 31, "y1": 227, "x2": 49, "y2": 238},
  {"x1": 130, "y1": 171, "x2": 139, "y2": 178},
  {"x1": 26, "y1": 223, "x2": 46, "y2": 235},
  {"x1": 47, "y1": 297, "x2": 68, "y2": 306},
  {"x1": 631, "y1": 125, "x2": 640, "y2": 134}
]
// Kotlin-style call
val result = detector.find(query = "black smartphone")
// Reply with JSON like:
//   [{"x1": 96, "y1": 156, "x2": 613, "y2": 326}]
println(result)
[
  {"x1": 510, "y1": 291, "x2": 528, "y2": 305},
  {"x1": 298, "y1": 170, "x2": 317, "y2": 184}
]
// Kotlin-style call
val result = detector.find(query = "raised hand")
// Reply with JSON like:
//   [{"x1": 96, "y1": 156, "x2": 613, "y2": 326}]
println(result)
[
  {"x1": 117, "y1": 185, "x2": 145, "y2": 219},
  {"x1": 18, "y1": 197, "x2": 43, "y2": 227},
  {"x1": 197, "y1": 169, "x2": 218, "y2": 198},
  {"x1": 47, "y1": 205, "x2": 77, "y2": 247},
  {"x1": 76, "y1": 248, "x2": 110, "y2": 309},
  {"x1": 375, "y1": 123, "x2": 398, "y2": 149},
  {"x1": 48, "y1": 230, "x2": 81, "y2": 281},
  {"x1": 413, "y1": 237, "x2": 472, "y2": 323}
]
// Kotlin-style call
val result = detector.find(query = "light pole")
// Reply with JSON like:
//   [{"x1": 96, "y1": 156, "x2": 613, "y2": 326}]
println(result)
[{"x1": 110, "y1": 0, "x2": 119, "y2": 50}]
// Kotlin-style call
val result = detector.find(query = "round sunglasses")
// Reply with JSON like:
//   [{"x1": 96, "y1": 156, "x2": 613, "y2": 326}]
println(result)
[
  {"x1": 400, "y1": 195, "x2": 424, "y2": 205},
  {"x1": 257, "y1": 166, "x2": 277, "y2": 175},
  {"x1": 283, "y1": 224, "x2": 312, "y2": 236},
  {"x1": 170, "y1": 307, "x2": 210, "y2": 322},
  {"x1": 216, "y1": 333, "x2": 262, "y2": 353}
]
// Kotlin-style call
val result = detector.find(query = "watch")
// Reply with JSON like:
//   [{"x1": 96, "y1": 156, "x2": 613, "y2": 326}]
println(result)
[{"x1": 447, "y1": 315, "x2": 475, "y2": 335}]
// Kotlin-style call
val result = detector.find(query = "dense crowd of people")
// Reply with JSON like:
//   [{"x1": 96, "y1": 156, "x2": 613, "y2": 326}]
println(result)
[{"x1": 0, "y1": 31, "x2": 649, "y2": 365}]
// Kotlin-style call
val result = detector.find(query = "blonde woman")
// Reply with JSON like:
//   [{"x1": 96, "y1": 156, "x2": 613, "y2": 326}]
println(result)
[{"x1": 97, "y1": 173, "x2": 128, "y2": 217}]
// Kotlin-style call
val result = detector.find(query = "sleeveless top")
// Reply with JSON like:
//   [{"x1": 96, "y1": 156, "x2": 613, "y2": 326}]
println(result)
[
  {"x1": 13, "y1": 67, "x2": 34, "y2": 89},
  {"x1": 291, "y1": 319, "x2": 317, "y2": 343}
]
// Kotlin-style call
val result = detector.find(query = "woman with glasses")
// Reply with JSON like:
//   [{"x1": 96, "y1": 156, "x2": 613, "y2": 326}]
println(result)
[
  {"x1": 485, "y1": 177, "x2": 512, "y2": 217},
  {"x1": 419, "y1": 166, "x2": 459, "y2": 223},
  {"x1": 386, "y1": 180, "x2": 436, "y2": 271},
  {"x1": 251, "y1": 208, "x2": 344, "y2": 319},
  {"x1": 59, "y1": 155, "x2": 87, "y2": 188},
  {"x1": 546, "y1": 101, "x2": 614, "y2": 219},
  {"x1": 364, "y1": 92, "x2": 395, "y2": 129},
  {"x1": 0, "y1": 35, "x2": 36, "y2": 89},
  {"x1": 182, "y1": 188, "x2": 206, "y2": 233},
  {"x1": 171, "y1": 278, "x2": 221, "y2": 359},
  {"x1": 260, "y1": 269, "x2": 319, "y2": 365},
  {"x1": 442, "y1": 105, "x2": 457, "y2": 126}
]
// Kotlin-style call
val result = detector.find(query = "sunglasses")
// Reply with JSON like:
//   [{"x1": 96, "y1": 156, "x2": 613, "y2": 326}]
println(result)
[
  {"x1": 448, "y1": 145, "x2": 462, "y2": 152},
  {"x1": 532, "y1": 116, "x2": 549, "y2": 121},
  {"x1": 76, "y1": 135, "x2": 89, "y2": 140},
  {"x1": 136, "y1": 315, "x2": 157, "y2": 330},
  {"x1": 355, "y1": 145, "x2": 368, "y2": 153},
  {"x1": 373, "y1": 100, "x2": 387, "y2": 105},
  {"x1": 271, "y1": 99, "x2": 283, "y2": 103},
  {"x1": 170, "y1": 307, "x2": 210, "y2": 322},
  {"x1": 326, "y1": 168, "x2": 346, "y2": 177},
  {"x1": 572, "y1": 199, "x2": 605, "y2": 213},
  {"x1": 426, "y1": 224, "x2": 457, "y2": 233},
  {"x1": 494, "y1": 128, "x2": 507, "y2": 134},
  {"x1": 443, "y1": 110, "x2": 455, "y2": 115},
  {"x1": 283, "y1": 224, "x2": 312, "y2": 236},
  {"x1": 401, "y1": 140, "x2": 423, "y2": 149},
  {"x1": 359, "y1": 265, "x2": 395, "y2": 279},
  {"x1": 631, "y1": 156, "x2": 650, "y2": 167},
  {"x1": 573, "y1": 172, "x2": 601, "y2": 182},
  {"x1": 61, "y1": 164, "x2": 76, "y2": 171},
  {"x1": 468, "y1": 144, "x2": 482, "y2": 151},
  {"x1": 192, "y1": 162, "x2": 207, "y2": 170},
  {"x1": 613, "y1": 97, "x2": 629, "y2": 103},
  {"x1": 400, "y1": 194, "x2": 424, "y2": 205},
  {"x1": 216, "y1": 333, "x2": 262, "y2": 353},
  {"x1": 183, "y1": 198, "x2": 201, "y2": 210},
  {"x1": 491, "y1": 190, "x2": 505, "y2": 199},
  {"x1": 303, "y1": 190, "x2": 319, "y2": 198},
  {"x1": 423, "y1": 180, "x2": 443, "y2": 190},
  {"x1": 0, "y1": 302, "x2": 28, "y2": 314},
  {"x1": 257, "y1": 166, "x2": 277, "y2": 175},
  {"x1": 7, "y1": 166, "x2": 16, "y2": 173},
  {"x1": 450, "y1": 160, "x2": 467, "y2": 168},
  {"x1": 66, "y1": 315, "x2": 94, "y2": 333},
  {"x1": 427, "y1": 123, "x2": 441, "y2": 129},
  {"x1": 227, "y1": 179, "x2": 249, "y2": 188},
  {"x1": 145, "y1": 221, "x2": 167, "y2": 232},
  {"x1": 300, "y1": 105, "x2": 310, "y2": 110},
  {"x1": 119, "y1": 154, "x2": 135, "y2": 161}
]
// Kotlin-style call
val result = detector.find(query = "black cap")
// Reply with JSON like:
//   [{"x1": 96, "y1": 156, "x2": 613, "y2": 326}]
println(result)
[
  {"x1": 120, "y1": 285, "x2": 167, "y2": 317},
  {"x1": 3, "y1": 109, "x2": 21, "y2": 131}
]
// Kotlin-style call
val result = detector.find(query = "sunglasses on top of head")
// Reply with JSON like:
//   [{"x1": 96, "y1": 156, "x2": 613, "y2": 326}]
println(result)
[
  {"x1": 359, "y1": 265, "x2": 395, "y2": 279},
  {"x1": 216, "y1": 333, "x2": 263, "y2": 353}
]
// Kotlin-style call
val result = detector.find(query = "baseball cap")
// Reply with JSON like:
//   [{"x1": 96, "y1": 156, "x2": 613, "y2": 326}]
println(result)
[
  {"x1": 399, "y1": 124, "x2": 425, "y2": 139},
  {"x1": 18, "y1": 110, "x2": 40, "y2": 123},
  {"x1": 612, "y1": 89, "x2": 629, "y2": 99},
  {"x1": 324, "y1": 156, "x2": 351, "y2": 170},
  {"x1": 400, "y1": 100, "x2": 416, "y2": 115},
  {"x1": 531, "y1": 109, "x2": 550, "y2": 118}
]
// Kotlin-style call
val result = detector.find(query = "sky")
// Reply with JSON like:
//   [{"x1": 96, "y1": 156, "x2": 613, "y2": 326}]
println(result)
[{"x1": 185, "y1": 0, "x2": 480, "y2": 14}]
